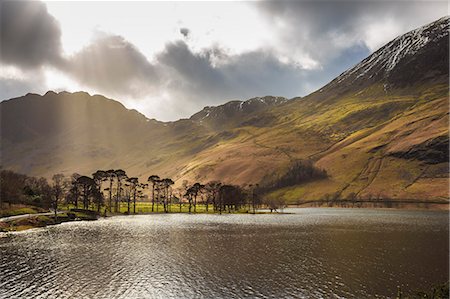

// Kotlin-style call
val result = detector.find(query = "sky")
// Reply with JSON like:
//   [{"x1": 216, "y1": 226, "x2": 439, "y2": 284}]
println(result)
[{"x1": 0, "y1": 0, "x2": 447, "y2": 121}]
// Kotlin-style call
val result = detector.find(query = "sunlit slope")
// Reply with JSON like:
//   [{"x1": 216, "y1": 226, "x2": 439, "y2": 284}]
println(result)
[
  {"x1": 175, "y1": 82, "x2": 448, "y2": 202},
  {"x1": 265, "y1": 91, "x2": 447, "y2": 202},
  {"x1": 176, "y1": 17, "x2": 449, "y2": 201}
]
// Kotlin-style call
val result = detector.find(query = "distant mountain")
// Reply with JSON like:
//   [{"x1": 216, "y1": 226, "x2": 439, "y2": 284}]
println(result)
[
  {"x1": 1, "y1": 17, "x2": 448, "y2": 203},
  {"x1": 1, "y1": 91, "x2": 158, "y2": 144},
  {"x1": 190, "y1": 96, "x2": 288, "y2": 129}
]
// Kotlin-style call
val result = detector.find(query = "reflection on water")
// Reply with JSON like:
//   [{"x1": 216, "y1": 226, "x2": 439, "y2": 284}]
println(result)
[{"x1": 0, "y1": 208, "x2": 448, "y2": 298}]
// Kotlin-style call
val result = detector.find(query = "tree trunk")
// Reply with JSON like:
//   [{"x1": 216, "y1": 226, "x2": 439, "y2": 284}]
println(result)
[
  {"x1": 75, "y1": 190, "x2": 79, "y2": 209},
  {"x1": 109, "y1": 179, "x2": 113, "y2": 212},
  {"x1": 151, "y1": 184, "x2": 155, "y2": 212},
  {"x1": 116, "y1": 180, "x2": 121, "y2": 213},
  {"x1": 97, "y1": 199, "x2": 101, "y2": 213},
  {"x1": 54, "y1": 196, "x2": 58, "y2": 222},
  {"x1": 164, "y1": 188, "x2": 167, "y2": 213},
  {"x1": 83, "y1": 186, "x2": 87, "y2": 210},
  {"x1": 169, "y1": 189, "x2": 172, "y2": 213},
  {"x1": 133, "y1": 190, "x2": 136, "y2": 214},
  {"x1": 156, "y1": 189, "x2": 159, "y2": 212}
]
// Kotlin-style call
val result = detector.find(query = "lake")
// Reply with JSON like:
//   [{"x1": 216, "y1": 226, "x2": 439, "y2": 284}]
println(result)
[{"x1": 0, "y1": 208, "x2": 448, "y2": 298}]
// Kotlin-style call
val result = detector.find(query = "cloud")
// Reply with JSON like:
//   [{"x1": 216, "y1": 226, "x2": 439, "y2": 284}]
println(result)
[
  {"x1": 0, "y1": 0, "x2": 63, "y2": 69},
  {"x1": 0, "y1": 0, "x2": 447, "y2": 121},
  {"x1": 179, "y1": 28, "x2": 190, "y2": 39},
  {"x1": 65, "y1": 34, "x2": 160, "y2": 97},
  {"x1": 255, "y1": 1, "x2": 447, "y2": 64},
  {"x1": 156, "y1": 41, "x2": 308, "y2": 110}
]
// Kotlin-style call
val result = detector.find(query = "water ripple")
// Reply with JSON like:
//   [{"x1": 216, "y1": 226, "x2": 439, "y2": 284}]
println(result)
[{"x1": 0, "y1": 209, "x2": 448, "y2": 298}]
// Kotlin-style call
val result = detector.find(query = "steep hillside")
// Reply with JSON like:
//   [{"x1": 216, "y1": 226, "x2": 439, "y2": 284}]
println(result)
[
  {"x1": 1, "y1": 17, "x2": 448, "y2": 203},
  {"x1": 1, "y1": 91, "x2": 211, "y2": 179},
  {"x1": 320, "y1": 16, "x2": 448, "y2": 97},
  {"x1": 175, "y1": 17, "x2": 449, "y2": 202}
]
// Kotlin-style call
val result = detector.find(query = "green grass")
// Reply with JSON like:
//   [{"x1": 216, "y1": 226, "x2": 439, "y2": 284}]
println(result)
[
  {"x1": 62, "y1": 202, "x2": 261, "y2": 215},
  {"x1": 0, "y1": 211, "x2": 99, "y2": 232},
  {"x1": 116, "y1": 202, "x2": 254, "y2": 214},
  {"x1": 3, "y1": 215, "x2": 54, "y2": 231},
  {"x1": 0, "y1": 205, "x2": 47, "y2": 217}
]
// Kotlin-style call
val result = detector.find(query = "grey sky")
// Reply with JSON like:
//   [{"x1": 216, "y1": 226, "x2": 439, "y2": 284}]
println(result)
[{"x1": 0, "y1": 0, "x2": 447, "y2": 120}]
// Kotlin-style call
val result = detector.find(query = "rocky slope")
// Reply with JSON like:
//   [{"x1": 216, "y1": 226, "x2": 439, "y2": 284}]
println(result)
[
  {"x1": 190, "y1": 96, "x2": 288, "y2": 129},
  {"x1": 322, "y1": 16, "x2": 448, "y2": 95}
]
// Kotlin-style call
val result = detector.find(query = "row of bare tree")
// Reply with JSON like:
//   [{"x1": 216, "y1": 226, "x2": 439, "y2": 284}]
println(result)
[
  {"x1": 65, "y1": 171, "x2": 265, "y2": 214},
  {"x1": 1, "y1": 168, "x2": 286, "y2": 216},
  {"x1": 176, "y1": 181, "x2": 263, "y2": 214},
  {"x1": 65, "y1": 170, "x2": 148, "y2": 214}
]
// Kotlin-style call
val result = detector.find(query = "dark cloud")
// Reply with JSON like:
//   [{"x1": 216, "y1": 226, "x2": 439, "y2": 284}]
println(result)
[
  {"x1": 0, "y1": 0, "x2": 63, "y2": 69},
  {"x1": 156, "y1": 41, "x2": 307, "y2": 109},
  {"x1": 256, "y1": 1, "x2": 447, "y2": 60},
  {"x1": 157, "y1": 41, "x2": 227, "y2": 99},
  {"x1": 66, "y1": 34, "x2": 160, "y2": 97},
  {"x1": 180, "y1": 28, "x2": 190, "y2": 38}
]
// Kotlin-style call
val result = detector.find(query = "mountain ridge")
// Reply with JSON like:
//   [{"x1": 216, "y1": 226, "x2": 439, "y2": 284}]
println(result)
[{"x1": 190, "y1": 96, "x2": 289, "y2": 129}]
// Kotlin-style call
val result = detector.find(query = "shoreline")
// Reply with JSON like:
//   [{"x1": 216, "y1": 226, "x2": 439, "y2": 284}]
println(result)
[
  {"x1": 288, "y1": 200, "x2": 450, "y2": 211},
  {"x1": 0, "y1": 210, "x2": 98, "y2": 233},
  {"x1": 1, "y1": 202, "x2": 448, "y2": 233}
]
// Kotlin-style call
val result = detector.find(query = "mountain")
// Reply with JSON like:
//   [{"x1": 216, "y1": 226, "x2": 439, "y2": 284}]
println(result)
[
  {"x1": 325, "y1": 16, "x2": 448, "y2": 93},
  {"x1": 190, "y1": 96, "x2": 288, "y2": 129},
  {"x1": 0, "y1": 91, "x2": 211, "y2": 179},
  {"x1": 1, "y1": 17, "x2": 448, "y2": 203}
]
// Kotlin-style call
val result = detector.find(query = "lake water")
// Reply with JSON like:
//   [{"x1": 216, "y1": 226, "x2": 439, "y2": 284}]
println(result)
[{"x1": 0, "y1": 208, "x2": 448, "y2": 298}]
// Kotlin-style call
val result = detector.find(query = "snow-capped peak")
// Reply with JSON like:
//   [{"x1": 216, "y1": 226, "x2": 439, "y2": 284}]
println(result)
[{"x1": 329, "y1": 16, "x2": 449, "y2": 89}]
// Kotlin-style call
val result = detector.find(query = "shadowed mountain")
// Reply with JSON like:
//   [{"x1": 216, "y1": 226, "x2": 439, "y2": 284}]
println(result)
[
  {"x1": 1, "y1": 91, "x2": 159, "y2": 144},
  {"x1": 1, "y1": 91, "x2": 211, "y2": 178},
  {"x1": 1, "y1": 17, "x2": 448, "y2": 203}
]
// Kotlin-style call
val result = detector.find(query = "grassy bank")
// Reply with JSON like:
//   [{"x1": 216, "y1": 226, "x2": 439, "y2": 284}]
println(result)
[
  {"x1": 0, "y1": 204, "x2": 48, "y2": 217},
  {"x1": 61, "y1": 202, "x2": 278, "y2": 215},
  {"x1": 0, "y1": 210, "x2": 98, "y2": 232}
]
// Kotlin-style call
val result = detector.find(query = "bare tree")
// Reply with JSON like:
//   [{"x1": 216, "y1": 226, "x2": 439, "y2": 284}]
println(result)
[
  {"x1": 67, "y1": 173, "x2": 81, "y2": 208},
  {"x1": 76, "y1": 176, "x2": 95, "y2": 210},
  {"x1": 92, "y1": 170, "x2": 107, "y2": 212},
  {"x1": 114, "y1": 170, "x2": 127, "y2": 213},
  {"x1": 191, "y1": 183, "x2": 204, "y2": 213},
  {"x1": 185, "y1": 186, "x2": 194, "y2": 213},
  {"x1": 105, "y1": 170, "x2": 116, "y2": 212},
  {"x1": 126, "y1": 177, "x2": 139, "y2": 214},
  {"x1": 51, "y1": 174, "x2": 67, "y2": 220},
  {"x1": 160, "y1": 178, "x2": 174, "y2": 213},
  {"x1": 250, "y1": 183, "x2": 260, "y2": 214},
  {"x1": 147, "y1": 175, "x2": 160, "y2": 212}
]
